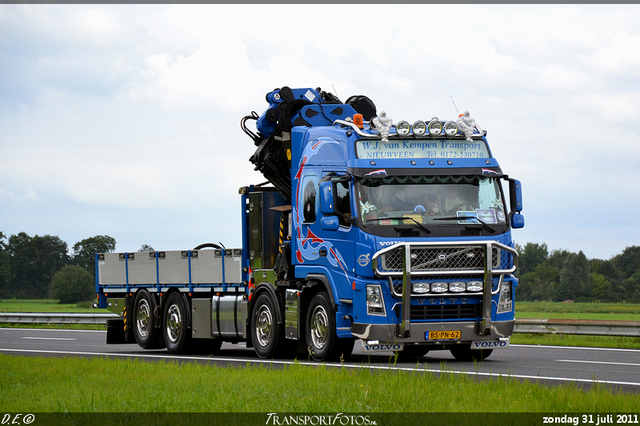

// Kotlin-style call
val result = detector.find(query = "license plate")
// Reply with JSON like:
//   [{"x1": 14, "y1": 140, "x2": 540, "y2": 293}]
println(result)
[{"x1": 426, "y1": 330, "x2": 461, "y2": 340}]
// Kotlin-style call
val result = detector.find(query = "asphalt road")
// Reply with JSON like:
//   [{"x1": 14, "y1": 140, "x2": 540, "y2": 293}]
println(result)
[{"x1": 2, "y1": 328, "x2": 640, "y2": 392}]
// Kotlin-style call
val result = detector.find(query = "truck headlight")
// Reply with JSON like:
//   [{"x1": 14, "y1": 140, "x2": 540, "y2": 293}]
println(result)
[
  {"x1": 498, "y1": 282, "x2": 512, "y2": 313},
  {"x1": 366, "y1": 285, "x2": 386, "y2": 315}
]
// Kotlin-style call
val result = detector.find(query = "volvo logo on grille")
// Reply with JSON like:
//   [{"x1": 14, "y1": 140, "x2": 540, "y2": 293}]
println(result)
[{"x1": 438, "y1": 254, "x2": 447, "y2": 262}]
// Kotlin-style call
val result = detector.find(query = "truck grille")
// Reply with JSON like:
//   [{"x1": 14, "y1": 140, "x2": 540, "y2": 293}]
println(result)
[
  {"x1": 410, "y1": 303, "x2": 482, "y2": 321},
  {"x1": 377, "y1": 245, "x2": 514, "y2": 274}
]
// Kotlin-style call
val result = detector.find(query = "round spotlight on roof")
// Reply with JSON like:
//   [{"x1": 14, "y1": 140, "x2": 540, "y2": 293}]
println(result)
[
  {"x1": 444, "y1": 120, "x2": 459, "y2": 137},
  {"x1": 396, "y1": 120, "x2": 411, "y2": 137},
  {"x1": 428, "y1": 119, "x2": 443, "y2": 136},
  {"x1": 413, "y1": 120, "x2": 427, "y2": 137}
]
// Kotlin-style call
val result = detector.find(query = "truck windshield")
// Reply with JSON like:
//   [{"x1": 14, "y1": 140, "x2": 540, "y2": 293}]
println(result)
[{"x1": 357, "y1": 175, "x2": 506, "y2": 227}]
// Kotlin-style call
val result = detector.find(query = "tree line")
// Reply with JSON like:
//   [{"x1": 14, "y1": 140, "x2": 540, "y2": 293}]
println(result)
[
  {"x1": 1, "y1": 230, "x2": 639, "y2": 304},
  {"x1": 0, "y1": 232, "x2": 118, "y2": 302},
  {"x1": 516, "y1": 243, "x2": 640, "y2": 302}
]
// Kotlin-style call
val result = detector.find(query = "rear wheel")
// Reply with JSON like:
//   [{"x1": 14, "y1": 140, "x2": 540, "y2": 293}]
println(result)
[
  {"x1": 449, "y1": 344, "x2": 493, "y2": 361},
  {"x1": 133, "y1": 290, "x2": 161, "y2": 349},
  {"x1": 305, "y1": 292, "x2": 354, "y2": 362},
  {"x1": 163, "y1": 292, "x2": 191, "y2": 354}
]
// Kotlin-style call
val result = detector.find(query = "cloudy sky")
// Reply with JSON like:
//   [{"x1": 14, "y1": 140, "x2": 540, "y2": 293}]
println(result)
[{"x1": 1, "y1": 4, "x2": 639, "y2": 261}]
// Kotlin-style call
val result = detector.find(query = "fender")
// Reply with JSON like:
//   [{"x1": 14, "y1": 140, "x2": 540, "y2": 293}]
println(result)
[{"x1": 304, "y1": 273, "x2": 337, "y2": 307}]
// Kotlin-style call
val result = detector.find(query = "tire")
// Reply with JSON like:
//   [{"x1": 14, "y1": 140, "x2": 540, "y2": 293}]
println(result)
[
  {"x1": 305, "y1": 292, "x2": 353, "y2": 362},
  {"x1": 449, "y1": 344, "x2": 493, "y2": 362},
  {"x1": 162, "y1": 292, "x2": 191, "y2": 354},
  {"x1": 251, "y1": 293, "x2": 284, "y2": 359},
  {"x1": 133, "y1": 290, "x2": 160, "y2": 349},
  {"x1": 396, "y1": 345, "x2": 430, "y2": 362}
]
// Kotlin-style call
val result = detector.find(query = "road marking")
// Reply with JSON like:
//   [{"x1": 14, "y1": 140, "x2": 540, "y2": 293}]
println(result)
[
  {"x1": 2, "y1": 347, "x2": 640, "y2": 388},
  {"x1": 21, "y1": 337, "x2": 77, "y2": 341},
  {"x1": 511, "y1": 344, "x2": 640, "y2": 353},
  {"x1": 556, "y1": 359, "x2": 640, "y2": 367}
]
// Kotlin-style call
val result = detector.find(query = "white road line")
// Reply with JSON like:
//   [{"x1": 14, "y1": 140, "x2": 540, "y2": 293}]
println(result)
[
  {"x1": 21, "y1": 337, "x2": 77, "y2": 341},
  {"x1": 556, "y1": 359, "x2": 640, "y2": 367},
  {"x1": 511, "y1": 344, "x2": 640, "y2": 353},
  {"x1": 2, "y1": 347, "x2": 640, "y2": 388}
]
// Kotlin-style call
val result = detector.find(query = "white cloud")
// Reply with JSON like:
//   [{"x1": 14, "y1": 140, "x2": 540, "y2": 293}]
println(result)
[{"x1": 2, "y1": 4, "x2": 640, "y2": 258}]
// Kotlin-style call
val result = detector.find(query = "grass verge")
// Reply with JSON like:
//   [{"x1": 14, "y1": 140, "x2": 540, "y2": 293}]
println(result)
[
  {"x1": 1, "y1": 354, "x2": 639, "y2": 413},
  {"x1": 511, "y1": 333, "x2": 640, "y2": 349},
  {"x1": 516, "y1": 301, "x2": 640, "y2": 321},
  {"x1": 0, "y1": 298, "x2": 96, "y2": 313}
]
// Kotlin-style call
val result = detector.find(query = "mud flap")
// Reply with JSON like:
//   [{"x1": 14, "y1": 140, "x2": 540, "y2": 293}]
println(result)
[{"x1": 106, "y1": 318, "x2": 130, "y2": 344}]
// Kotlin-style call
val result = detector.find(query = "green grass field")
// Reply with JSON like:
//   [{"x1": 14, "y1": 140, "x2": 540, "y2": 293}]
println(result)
[
  {"x1": 2, "y1": 299, "x2": 640, "y2": 417},
  {"x1": 0, "y1": 298, "x2": 96, "y2": 313},
  {"x1": 1, "y1": 354, "x2": 638, "y2": 413},
  {"x1": 516, "y1": 301, "x2": 640, "y2": 321}
]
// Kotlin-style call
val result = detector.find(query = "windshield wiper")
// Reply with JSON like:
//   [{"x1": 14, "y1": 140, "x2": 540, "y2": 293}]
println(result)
[
  {"x1": 364, "y1": 216, "x2": 432, "y2": 234},
  {"x1": 432, "y1": 215, "x2": 496, "y2": 233}
]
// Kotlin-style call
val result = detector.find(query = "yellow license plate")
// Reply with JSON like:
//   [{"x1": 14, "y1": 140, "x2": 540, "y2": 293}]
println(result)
[{"x1": 427, "y1": 330, "x2": 461, "y2": 340}]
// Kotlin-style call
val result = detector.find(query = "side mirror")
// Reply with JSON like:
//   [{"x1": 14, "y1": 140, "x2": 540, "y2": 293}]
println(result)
[
  {"x1": 511, "y1": 213, "x2": 525, "y2": 229},
  {"x1": 321, "y1": 216, "x2": 340, "y2": 231},
  {"x1": 319, "y1": 181, "x2": 334, "y2": 214},
  {"x1": 508, "y1": 179, "x2": 523, "y2": 213}
]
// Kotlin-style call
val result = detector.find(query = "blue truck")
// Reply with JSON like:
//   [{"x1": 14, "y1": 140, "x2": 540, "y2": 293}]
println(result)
[{"x1": 96, "y1": 86, "x2": 524, "y2": 362}]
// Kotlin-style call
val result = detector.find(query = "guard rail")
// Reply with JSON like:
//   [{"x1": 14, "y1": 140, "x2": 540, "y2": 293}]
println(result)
[{"x1": 1, "y1": 313, "x2": 639, "y2": 337}]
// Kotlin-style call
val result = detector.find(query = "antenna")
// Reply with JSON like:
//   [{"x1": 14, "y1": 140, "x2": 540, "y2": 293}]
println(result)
[
  {"x1": 332, "y1": 84, "x2": 339, "y2": 99},
  {"x1": 450, "y1": 95, "x2": 460, "y2": 115}
]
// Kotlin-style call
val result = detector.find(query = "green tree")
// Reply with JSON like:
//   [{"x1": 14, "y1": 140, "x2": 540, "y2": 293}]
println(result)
[
  {"x1": 50, "y1": 265, "x2": 95, "y2": 304},
  {"x1": 516, "y1": 242, "x2": 549, "y2": 277},
  {"x1": 613, "y1": 246, "x2": 640, "y2": 280},
  {"x1": 518, "y1": 263, "x2": 560, "y2": 301},
  {"x1": 7, "y1": 232, "x2": 69, "y2": 299},
  {"x1": 0, "y1": 232, "x2": 11, "y2": 300},
  {"x1": 558, "y1": 251, "x2": 592, "y2": 301},
  {"x1": 72, "y1": 235, "x2": 116, "y2": 276},
  {"x1": 139, "y1": 244, "x2": 154, "y2": 252},
  {"x1": 591, "y1": 272, "x2": 613, "y2": 302}
]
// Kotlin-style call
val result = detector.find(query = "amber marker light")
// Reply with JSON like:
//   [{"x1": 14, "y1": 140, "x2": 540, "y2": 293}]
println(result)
[{"x1": 353, "y1": 114, "x2": 364, "y2": 129}]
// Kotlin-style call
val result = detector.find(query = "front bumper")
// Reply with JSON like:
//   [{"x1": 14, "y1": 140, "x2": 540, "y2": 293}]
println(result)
[{"x1": 351, "y1": 319, "x2": 514, "y2": 344}]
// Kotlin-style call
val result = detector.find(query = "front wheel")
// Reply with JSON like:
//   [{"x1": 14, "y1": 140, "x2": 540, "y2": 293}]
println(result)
[
  {"x1": 305, "y1": 292, "x2": 353, "y2": 362},
  {"x1": 162, "y1": 292, "x2": 191, "y2": 354}
]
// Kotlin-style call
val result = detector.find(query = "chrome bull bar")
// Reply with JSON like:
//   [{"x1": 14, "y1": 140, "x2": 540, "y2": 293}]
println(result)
[{"x1": 372, "y1": 241, "x2": 518, "y2": 339}]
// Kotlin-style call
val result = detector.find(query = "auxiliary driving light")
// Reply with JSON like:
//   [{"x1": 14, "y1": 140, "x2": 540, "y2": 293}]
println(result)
[
  {"x1": 449, "y1": 282, "x2": 466, "y2": 293},
  {"x1": 430, "y1": 282, "x2": 448, "y2": 293},
  {"x1": 428, "y1": 118, "x2": 443, "y2": 136},
  {"x1": 413, "y1": 120, "x2": 427, "y2": 136},
  {"x1": 466, "y1": 281, "x2": 483, "y2": 292},
  {"x1": 396, "y1": 120, "x2": 411, "y2": 136},
  {"x1": 444, "y1": 120, "x2": 459, "y2": 136},
  {"x1": 412, "y1": 282, "x2": 430, "y2": 294}
]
